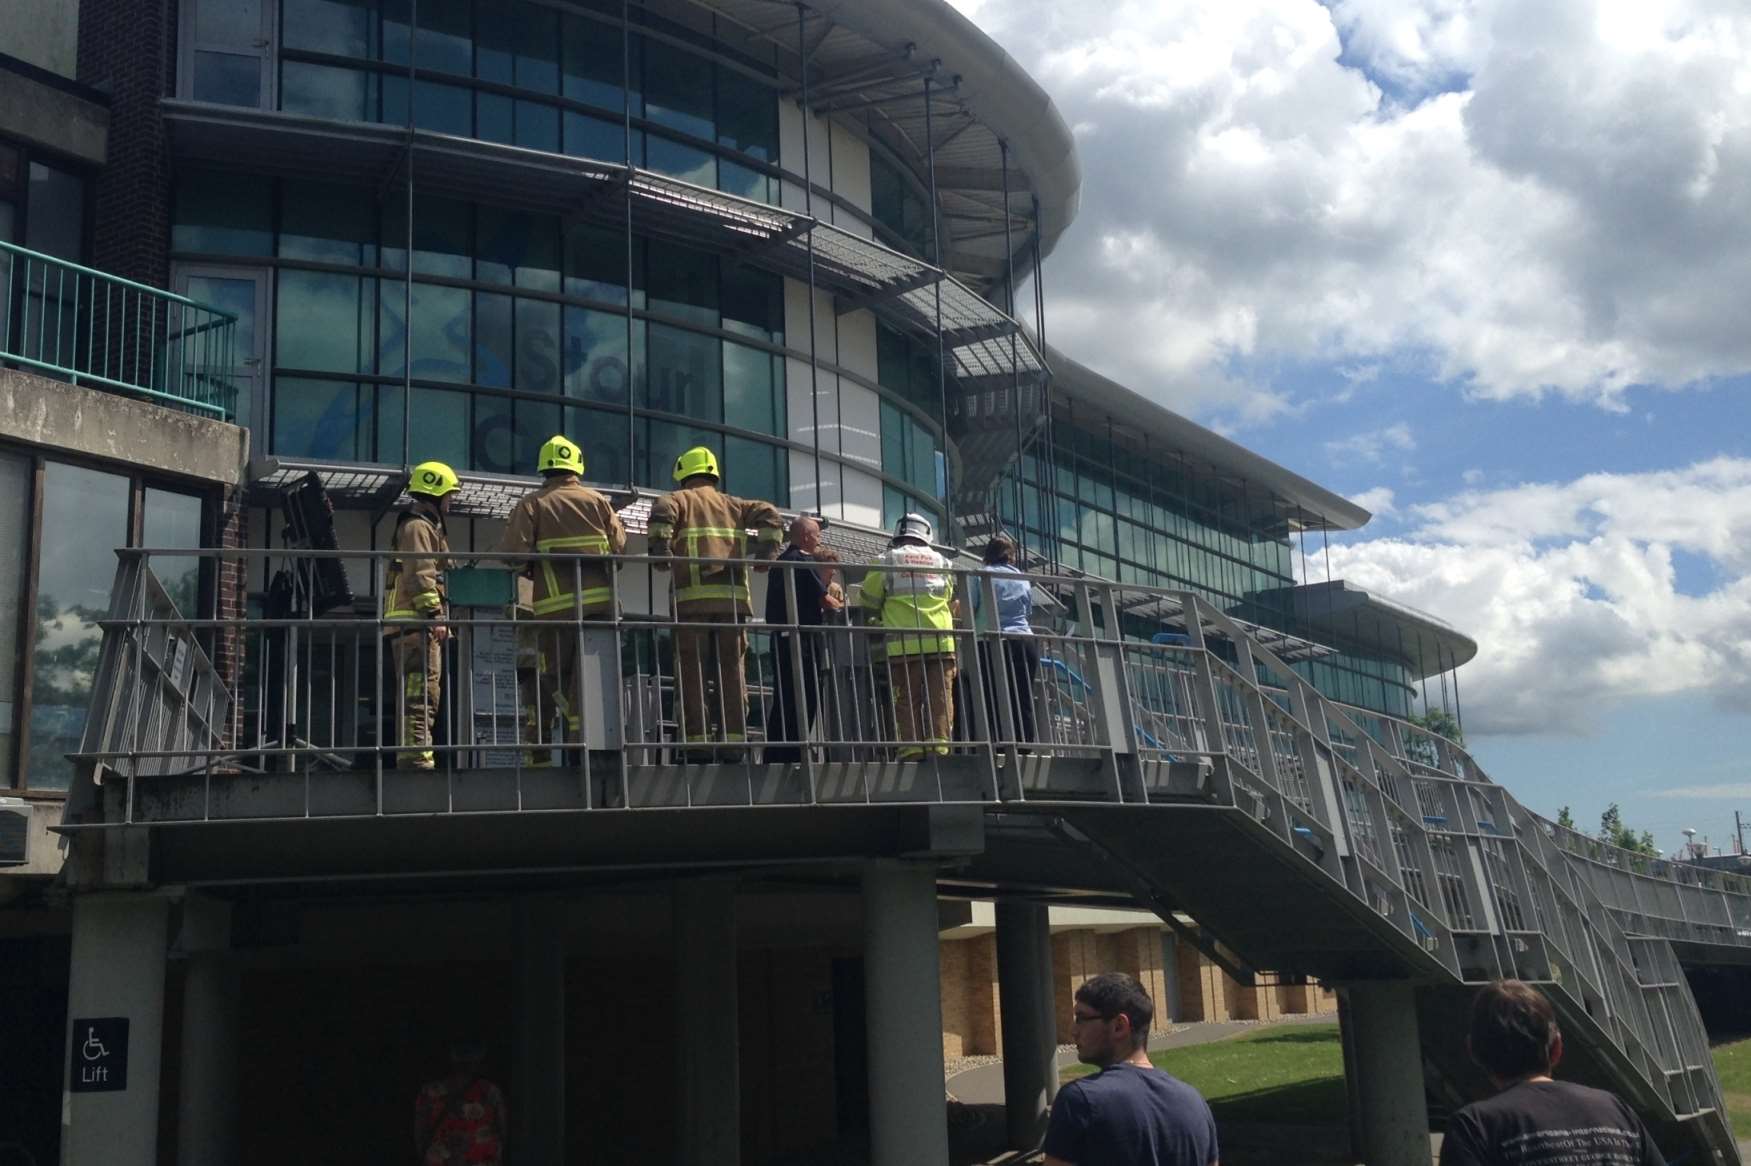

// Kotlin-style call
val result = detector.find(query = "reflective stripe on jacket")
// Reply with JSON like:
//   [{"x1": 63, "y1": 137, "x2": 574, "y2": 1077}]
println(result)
[
  {"x1": 861, "y1": 543, "x2": 957, "y2": 656},
  {"x1": 385, "y1": 506, "x2": 449, "y2": 625},
  {"x1": 648, "y1": 485, "x2": 783, "y2": 614},
  {"x1": 497, "y1": 477, "x2": 627, "y2": 616}
]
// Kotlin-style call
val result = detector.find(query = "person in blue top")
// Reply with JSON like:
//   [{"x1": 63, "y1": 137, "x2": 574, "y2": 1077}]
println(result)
[
  {"x1": 974, "y1": 534, "x2": 1039, "y2": 746},
  {"x1": 1044, "y1": 972, "x2": 1219, "y2": 1166}
]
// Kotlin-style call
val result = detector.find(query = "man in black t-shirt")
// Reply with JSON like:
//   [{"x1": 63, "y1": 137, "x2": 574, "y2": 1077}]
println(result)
[
  {"x1": 763, "y1": 516, "x2": 833, "y2": 762},
  {"x1": 1043, "y1": 972, "x2": 1218, "y2": 1166},
  {"x1": 1441, "y1": 980, "x2": 1666, "y2": 1166}
]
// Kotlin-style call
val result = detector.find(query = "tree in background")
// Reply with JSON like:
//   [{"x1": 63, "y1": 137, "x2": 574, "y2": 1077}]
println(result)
[
  {"x1": 1411, "y1": 708, "x2": 1464, "y2": 745},
  {"x1": 1557, "y1": 806, "x2": 1576, "y2": 831},
  {"x1": 1599, "y1": 803, "x2": 1659, "y2": 857}
]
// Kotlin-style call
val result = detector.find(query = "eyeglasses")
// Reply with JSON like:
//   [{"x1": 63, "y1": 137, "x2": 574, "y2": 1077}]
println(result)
[{"x1": 1070, "y1": 1011, "x2": 1112, "y2": 1026}]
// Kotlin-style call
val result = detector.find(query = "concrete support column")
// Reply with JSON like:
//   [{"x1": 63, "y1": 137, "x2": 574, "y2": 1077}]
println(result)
[
  {"x1": 514, "y1": 898, "x2": 567, "y2": 1164},
  {"x1": 863, "y1": 860, "x2": 949, "y2": 1166},
  {"x1": 176, "y1": 896, "x2": 239, "y2": 1166},
  {"x1": 63, "y1": 893, "x2": 171, "y2": 1166},
  {"x1": 995, "y1": 900, "x2": 1057, "y2": 1150},
  {"x1": 675, "y1": 878, "x2": 739, "y2": 1166},
  {"x1": 1343, "y1": 982, "x2": 1429, "y2": 1166}
]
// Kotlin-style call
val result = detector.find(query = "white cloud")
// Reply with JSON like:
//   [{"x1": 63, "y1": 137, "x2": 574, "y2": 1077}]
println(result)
[
  {"x1": 1349, "y1": 486, "x2": 1397, "y2": 516},
  {"x1": 965, "y1": 0, "x2": 1751, "y2": 422},
  {"x1": 1651, "y1": 783, "x2": 1751, "y2": 800},
  {"x1": 1328, "y1": 457, "x2": 1751, "y2": 735},
  {"x1": 1325, "y1": 422, "x2": 1416, "y2": 463}
]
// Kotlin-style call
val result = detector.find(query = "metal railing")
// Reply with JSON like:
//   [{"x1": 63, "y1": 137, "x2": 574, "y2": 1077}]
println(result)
[
  {"x1": 61, "y1": 547, "x2": 1738, "y2": 1160},
  {"x1": 0, "y1": 239, "x2": 238, "y2": 419}
]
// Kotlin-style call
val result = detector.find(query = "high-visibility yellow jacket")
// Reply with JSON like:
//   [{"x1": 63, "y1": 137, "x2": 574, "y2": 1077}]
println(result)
[
  {"x1": 648, "y1": 485, "x2": 783, "y2": 615},
  {"x1": 385, "y1": 504, "x2": 449, "y2": 628},
  {"x1": 497, "y1": 476, "x2": 627, "y2": 617},
  {"x1": 860, "y1": 543, "x2": 957, "y2": 657}
]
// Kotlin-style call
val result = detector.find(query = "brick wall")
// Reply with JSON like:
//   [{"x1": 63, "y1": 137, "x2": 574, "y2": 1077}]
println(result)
[
  {"x1": 78, "y1": 0, "x2": 174, "y2": 289},
  {"x1": 939, "y1": 935, "x2": 999, "y2": 1057}
]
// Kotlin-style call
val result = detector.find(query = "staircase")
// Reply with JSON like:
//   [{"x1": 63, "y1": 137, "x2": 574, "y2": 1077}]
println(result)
[{"x1": 1045, "y1": 594, "x2": 1737, "y2": 1163}]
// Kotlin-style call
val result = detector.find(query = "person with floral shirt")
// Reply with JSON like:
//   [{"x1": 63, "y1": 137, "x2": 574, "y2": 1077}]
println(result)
[{"x1": 414, "y1": 1042, "x2": 506, "y2": 1165}]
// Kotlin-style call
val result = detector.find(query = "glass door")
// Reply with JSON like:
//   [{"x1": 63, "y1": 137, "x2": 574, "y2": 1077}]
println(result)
[
  {"x1": 182, "y1": 0, "x2": 275, "y2": 109},
  {"x1": 174, "y1": 265, "x2": 269, "y2": 438}
]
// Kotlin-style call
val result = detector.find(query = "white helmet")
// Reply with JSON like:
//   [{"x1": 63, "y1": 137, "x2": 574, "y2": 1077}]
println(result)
[{"x1": 891, "y1": 512, "x2": 934, "y2": 546}]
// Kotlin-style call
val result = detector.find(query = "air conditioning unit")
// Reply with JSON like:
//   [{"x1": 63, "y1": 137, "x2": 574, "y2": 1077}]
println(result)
[{"x1": 0, "y1": 798, "x2": 29, "y2": 866}]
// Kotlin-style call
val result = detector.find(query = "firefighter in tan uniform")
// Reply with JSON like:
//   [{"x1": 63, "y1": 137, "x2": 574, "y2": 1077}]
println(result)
[
  {"x1": 385, "y1": 460, "x2": 457, "y2": 769},
  {"x1": 496, "y1": 435, "x2": 626, "y2": 761},
  {"x1": 861, "y1": 513, "x2": 959, "y2": 759},
  {"x1": 648, "y1": 446, "x2": 783, "y2": 759}
]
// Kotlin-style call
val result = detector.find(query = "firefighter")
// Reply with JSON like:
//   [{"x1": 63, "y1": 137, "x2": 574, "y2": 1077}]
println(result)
[
  {"x1": 497, "y1": 435, "x2": 627, "y2": 764},
  {"x1": 385, "y1": 460, "x2": 458, "y2": 770},
  {"x1": 860, "y1": 513, "x2": 959, "y2": 760},
  {"x1": 648, "y1": 445, "x2": 783, "y2": 760}
]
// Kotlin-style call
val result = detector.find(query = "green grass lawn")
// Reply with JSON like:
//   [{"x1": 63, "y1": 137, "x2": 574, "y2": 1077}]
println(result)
[
  {"x1": 1711, "y1": 1035, "x2": 1751, "y2": 1137},
  {"x1": 1063, "y1": 1022, "x2": 1348, "y2": 1124}
]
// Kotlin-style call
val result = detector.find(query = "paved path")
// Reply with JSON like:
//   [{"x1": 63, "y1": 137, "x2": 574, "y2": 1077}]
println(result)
[{"x1": 947, "y1": 1015, "x2": 1332, "y2": 1106}]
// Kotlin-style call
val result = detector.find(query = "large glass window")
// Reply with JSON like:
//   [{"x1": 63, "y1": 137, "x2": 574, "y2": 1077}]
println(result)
[
  {"x1": 0, "y1": 452, "x2": 25, "y2": 788},
  {"x1": 27, "y1": 464, "x2": 130, "y2": 791}
]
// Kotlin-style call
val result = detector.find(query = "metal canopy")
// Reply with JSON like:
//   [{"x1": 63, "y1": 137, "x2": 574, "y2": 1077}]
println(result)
[
  {"x1": 162, "y1": 102, "x2": 1045, "y2": 385},
  {"x1": 1256, "y1": 581, "x2": 1479, "y2": 677}
]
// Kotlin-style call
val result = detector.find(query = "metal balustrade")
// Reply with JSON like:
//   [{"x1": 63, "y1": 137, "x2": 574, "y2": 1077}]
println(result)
[
  {"x1": 60, "y1": 546, "x2": 1741, "y2": 1162},
  {"x1": 0, "y1": 239, "x2": 238, "y2": 419}
]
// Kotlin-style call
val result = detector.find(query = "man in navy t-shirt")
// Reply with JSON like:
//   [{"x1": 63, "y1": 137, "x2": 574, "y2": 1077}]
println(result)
[{"x1": 1043, "y1": 972, "x2": 1219, "y2": 1166}]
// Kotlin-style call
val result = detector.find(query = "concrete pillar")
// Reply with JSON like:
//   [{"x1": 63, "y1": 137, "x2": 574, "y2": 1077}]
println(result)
[
  {"x1": 176, "y1": 896, "x2": 239, "y2": 1166},
  {"x1": 1343, "y1": 982, "x2": 1429, "y2": 1166},
  {"x1": 514, "y1": 898, "x2": 567, "y2": 1164},
  {"x1": 675, "y1": 878, "x2": 739, "y2": 1166},
  {"x1": 995, "y1": 900, "x2": 1056, "y2": 1150},
  {"x1": 863, "y1": 861, "x2": 949, "y2": 1166},
  {"x1": 63, "y1": 893, "x2": 171, "y2": 1166}
]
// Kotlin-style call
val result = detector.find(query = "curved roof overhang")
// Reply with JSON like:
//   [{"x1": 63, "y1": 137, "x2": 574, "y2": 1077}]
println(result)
[
  {"x1": 1048, "y1": 349, "x2": 1372, "y2": 534},
  {"x1": 1258, "y1": 580, "x2": 1479, "y2": 678},
  {"x1": 691, "y1": 0, "x2": 1081, "y2": 292}
]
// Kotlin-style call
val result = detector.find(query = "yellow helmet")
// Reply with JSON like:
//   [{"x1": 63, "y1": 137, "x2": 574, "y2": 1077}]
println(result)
[
  {"x1": 673, "y1": 445, "x2": 719, "y2": 483},
  {"x1": 538, "y1": 434, "x2": 585, "y2": 475},
  {"x1": 408, "y1": 460, "x2": 460, "y2": 499}
]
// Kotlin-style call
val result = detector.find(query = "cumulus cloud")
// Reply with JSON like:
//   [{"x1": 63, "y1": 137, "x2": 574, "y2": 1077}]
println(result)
[
  {"x1": 1325, "y1": 422, "x2": 1416, "y2": 464},
  {"x1": 1325, "y1": 457, "x2": 1751, "y2": 735},
  {"x1": 1347, "y1": 486, "x2": 1397, "y2": 516},
  {"x1": 958, "y1": 0, "x2": 1751, "y2": 421}
]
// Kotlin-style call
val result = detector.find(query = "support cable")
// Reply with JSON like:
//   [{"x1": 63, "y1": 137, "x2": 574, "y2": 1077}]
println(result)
[
  {"x1": 402, "y1": 0, "x2": 418, "y2": 471},
  {"x1": 1030, "y1": 195, "x2": 1053, "y2": 571},
  {"x1": 799, "y1": 3, "x2": 825, "y2": 513},
  {"x1": 1000, "y1": 138, "x2": 1023, "y2": 556},
  {"x1": 622, "y1": 0, "x2": 637, "y2": 491}
]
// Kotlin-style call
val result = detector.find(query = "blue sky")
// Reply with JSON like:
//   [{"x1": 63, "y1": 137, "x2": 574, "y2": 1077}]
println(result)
[{"x1": 952, "y1": 0, "x2": 1751, "y2": 854}]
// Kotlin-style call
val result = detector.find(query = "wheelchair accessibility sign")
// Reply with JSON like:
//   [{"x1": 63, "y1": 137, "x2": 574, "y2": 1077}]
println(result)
[{"x1": 69, "y1": 1017, "x2": 128, "y2": 1092}]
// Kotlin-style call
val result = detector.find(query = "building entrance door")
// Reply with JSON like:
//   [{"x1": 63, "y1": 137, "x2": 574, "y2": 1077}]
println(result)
[
  {"x1": 173, "y1": 266, "x2": 267, "y2": 436},
  {"x1": 180, "y1": 0, "x2": 277, "y2": 109}
]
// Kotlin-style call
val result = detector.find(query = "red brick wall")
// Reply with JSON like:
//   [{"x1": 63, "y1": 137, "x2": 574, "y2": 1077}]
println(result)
[{"x1": 78, "y1": 0, "x2": 175, "y2": 289}]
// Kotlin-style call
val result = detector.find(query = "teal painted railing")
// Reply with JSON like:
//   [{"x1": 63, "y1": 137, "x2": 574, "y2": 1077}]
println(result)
[{"x1": 0, "y1": 239, "x2": 238, "y2": 420}]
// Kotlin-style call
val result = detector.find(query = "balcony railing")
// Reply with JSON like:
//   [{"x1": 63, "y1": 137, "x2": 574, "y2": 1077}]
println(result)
[{"x1": 0, "y1": 239, "x2": 238, "y2": 420}]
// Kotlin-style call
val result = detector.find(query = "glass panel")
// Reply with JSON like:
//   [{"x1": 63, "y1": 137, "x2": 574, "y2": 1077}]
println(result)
[
  {"x1": 472, "y1": 393, "x2": 514, "y2": 473},
  {"x1": 640, "y1": 419, "x2": 717, "y2": 491},
  {"x1": 717, "y1": 159, "x2": 771, "y2": 204},
  {"x1": 562, "y1": 13, "x2": 624, "y2": 110},
  {"x1": 280, "y1": 178, "x2": 375, "y2": 264},
  {"x1": 28, "y1": 463, "x2": 130, "y2": 790},
  {"x1": 142, "y1": 489, "x2": 206, "y2": 617},
  {"x1": 377, "y1": 386, "x2": 468, "y2": 467},
  {"x1": 646, "y1": 136, "x2": 714, "y2": 187},
  {"x1": 720, "y1": 264, "x2": 782, "y2": 343},
  {"x1": 723, "y1": 435, "x2": 783, "y2": 503},
  {"x1": 643, "y1": 239, "x2": 716, "y2": 325},
  {"x1": 880, "y1": 402, "x2": 904, "y2": 480},
  {"x1": 515, "y1": 298, "x2": 563, "y2": 396},
  {"x1": 477, "y1": 206, "x2": 559, "y2": 291},
  {"x1": 273, "y1": 377, "x2": 372, "y2": 459},
  {"x1": 516, "y1": 100, "x2": 560, "y2": 151},
  {"x1": 564, "y1": 110, "x2": 636, "y2": 163},
  {"x1": 475, "y1": 3, "x2": 516, "y2": 83},
  {"x1": 281, "y1": 61, "x2": 371, "y2": 120},
  {"x1": 25, "y1": 164, "x2": 85, "y2": 261},
  {"x1": 282, "y1": 0, "x2": 371, "y2": 55},
  {"x1": 567, "y1": 405, "x2": 628, "y2": 485},
  {"x1": 642, "y1": 38, "x2": 712, "y2": 139},
  {"x1": 477, "y1": 92, "x2": 513, "y2": 144},
  {"x1": 473, "y1": 292, "x2": 513, "y2": 387},
  {"x1": 0, "y1": 452, "x2": 25, "y2": 786},
  {"x1": 381, "y1": 0, "x2": 469, "y2": 73},
  {"x1": 377, "y1": 280, "x2": 470, "y2": 383},
  {"x1": 563, "y1": 306, "x2": 632, "y2": 405},
  {"x1": 193, "y1": 52, "x2": 262, "y2": 106},
  {"x1": 723, "y1": 343, "x2": 780, "y2": 435},
  {"x1": 197, "y1": 0, "x2": 261, "y2": 43},
  {"x1": 381, "y1": 77, "x2": 471, "y2": 135},
  {"x1": 381, "y1": 194, "x2": 471, "y2": 278},
  {"x1": 277, "y1": 270, "x2": 372, "y2": 373},
  {"x1": 717, "y1": 68, "x2": 777, "y2": 160},
  {"x1": 515, "y1": 398, "x2": 562, "y2": 474},
  {"x1": 644, "y1": 323, "x2": 720, "y2": 421},
  {"x1": 563, "y1": 223, "x2": 628, "y2": 304},
  {"x1": 514, "y1": 3, "x2": 560, "y2": 92},
  {"x1": 173, "y1": 171, "x2": 272, "y2": 256}
]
